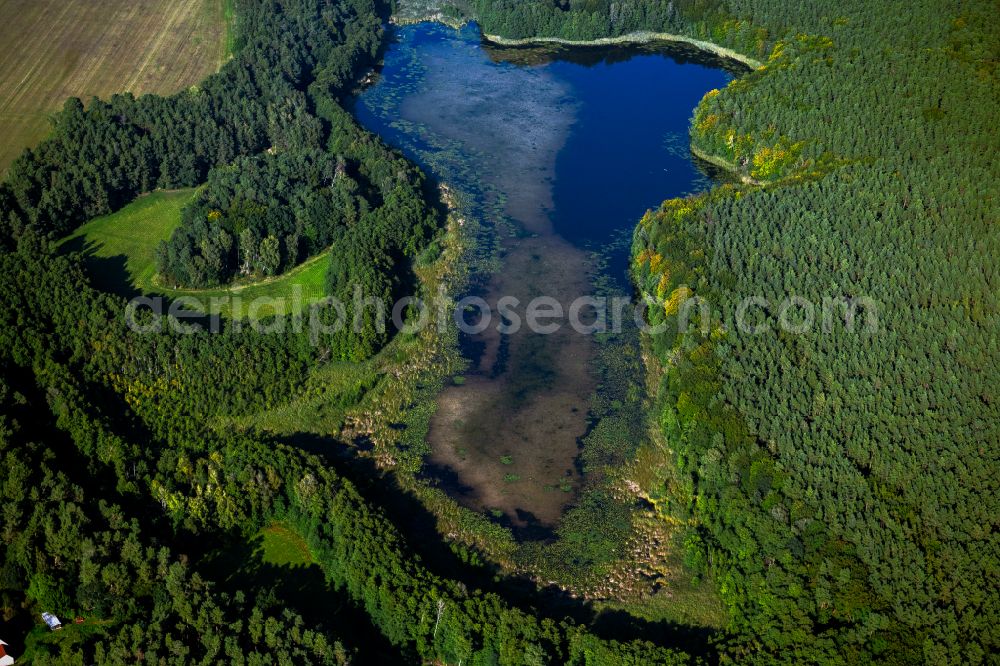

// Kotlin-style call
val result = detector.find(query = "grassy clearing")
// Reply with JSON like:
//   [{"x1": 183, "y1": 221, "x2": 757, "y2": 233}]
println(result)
[
  {"x1": 0, "y1": 0, "x2": 231, "y2": 174},
  {"x1": 222, "y1": 0, "x2": 239, "y2": 60},
  {"x1": 61, "y1": 188, "x2": 331, "y2": 318},
  {"x1": 159, "y1": 251, "x2": 330, "y2": 319},
  {"x1": 593, "y1": 579, "x2": 728, "y2": 629},
  {"x1": 228, "y1": 359, "x2": 379, "y2": 435},
  {"x1": 257, "y1": 524, "x2": 314, "y2": 567},
  {"x1": 61, "y1": 189, "x2": 196, "y2": 294}
]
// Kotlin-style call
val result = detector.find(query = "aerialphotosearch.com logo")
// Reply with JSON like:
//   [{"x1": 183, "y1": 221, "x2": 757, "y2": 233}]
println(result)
[{"x1": 124, "y1": 284, "x2": 880, "y2": 341}]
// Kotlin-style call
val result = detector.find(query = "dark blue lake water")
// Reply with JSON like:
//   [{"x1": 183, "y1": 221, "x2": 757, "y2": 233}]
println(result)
[
  {"x1": 549, "y1": 46, "x2": 732, "y2": 246},
  {"x1": 351, "y1": 22, "x2": 733, "y2": 528}
]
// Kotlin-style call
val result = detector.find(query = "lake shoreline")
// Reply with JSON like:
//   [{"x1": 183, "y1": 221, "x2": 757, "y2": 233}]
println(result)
[
  {"x1": 481, "y1": 30, "x2": 763, "y2": 70},
  {"x1": 388, "y1": 13, "x2": 764, "y2": 70},
  {"x1": 690, "y1": 143, "x2": 763, "y2": 185}
]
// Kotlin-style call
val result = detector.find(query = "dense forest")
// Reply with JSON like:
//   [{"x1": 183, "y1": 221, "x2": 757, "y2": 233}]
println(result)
[
  {"x1": 155, "y1": 105, "x2": 436, "y2": 291},
  {"x1": 1, "y1": 358, "x2": 355, "y2": 664},
  {"x1": 1, "y1": 0, "x2": 997, "y2": 663},
  {"x1": 464, "y1": 0, "x2": 770, "y2": 54}
]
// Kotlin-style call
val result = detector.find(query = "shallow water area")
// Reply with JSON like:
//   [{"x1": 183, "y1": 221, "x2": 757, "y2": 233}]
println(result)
[{"x1": 351, "y1": 21, "x2": 732, "y2": 531}]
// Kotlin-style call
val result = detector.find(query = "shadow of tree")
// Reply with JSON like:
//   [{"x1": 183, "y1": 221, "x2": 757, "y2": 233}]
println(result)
[
  {"x1": 275, "y1": 431, "x2": 719, "y2": 660},
  {"x1": 60, "y1": 234, "x2": 140, "y2": 300},
  {"x1": 198, "y1": 531, "x2": 406, "y2": 664}
]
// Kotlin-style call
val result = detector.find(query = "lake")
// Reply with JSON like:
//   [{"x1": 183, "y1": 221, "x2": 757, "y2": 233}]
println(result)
[{"x1": 351, "y1": 21, "x2": 734, "y2": 533}]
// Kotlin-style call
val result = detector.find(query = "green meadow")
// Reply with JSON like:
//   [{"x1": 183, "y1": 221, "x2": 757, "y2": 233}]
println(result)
[
  {"x1": 257, "y1": 524, "x2": 314, "y2": 567},
  {"x1": 61, "y1": 189, "x2": 193, "y2": 293},
  {"x1": 61, "y1": 189, "x2": 329, "y2": 319}
]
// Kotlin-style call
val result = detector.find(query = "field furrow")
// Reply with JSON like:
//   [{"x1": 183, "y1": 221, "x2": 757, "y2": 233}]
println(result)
[{"x1": 0, "y1": 0, "x2": 229, "y2": 174}]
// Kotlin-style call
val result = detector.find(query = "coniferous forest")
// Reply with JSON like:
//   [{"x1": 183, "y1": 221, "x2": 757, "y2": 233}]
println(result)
[{"x1": 1, "y1": 0, "x2": 997, "y2": 664}]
